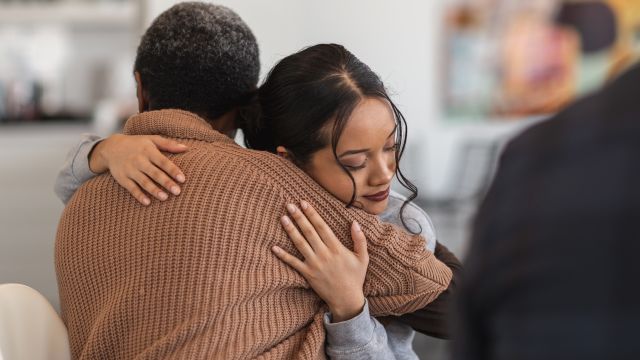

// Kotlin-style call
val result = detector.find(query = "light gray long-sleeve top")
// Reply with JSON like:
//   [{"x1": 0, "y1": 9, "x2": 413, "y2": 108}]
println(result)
[{"x1": 54, "y1": 134, "x2": 438, "y2": 360}]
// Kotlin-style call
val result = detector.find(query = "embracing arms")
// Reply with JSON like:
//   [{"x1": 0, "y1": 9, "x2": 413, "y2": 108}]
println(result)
[
  {"x1": 54, "y1": 134, "x2": 102, "y2": 204},
  {"x1": 55, "y1": 134, "x2": 458, "y2": 333},
  {"x1": 54, "y1": 134, "x2": 187, "y2": 204},
  {"x1": 382, "y1": 241, "x2": 461, "y2": 338}
]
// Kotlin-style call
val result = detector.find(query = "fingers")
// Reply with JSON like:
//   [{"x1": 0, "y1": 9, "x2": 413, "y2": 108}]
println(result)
[
  {"x1": 150, "y1": 136, "x2": 189, "y2": 154},
  {"x1": 121, "y1": 178, "x2": 151, "y2": 206},
  {"x1": 351, "y1": 221, "x2": 369, "y2": 263},
  {"x1": 150, "y1": 151, "x2": 186, "y2": 185},
  {"x1": 286, "y1": 203, "x2": 327, "y2": 253},
  {"x1": 130, "y1": 170, "x2": 169, "y2": 202},
  {"x1": 299, "y1": 201, "x2": 341, "y2": 249},
  {"x1": 148, "y1": 136, "x2": 187, "y2": 184},
  {"x1": 271, "y1": 246, "x2": 308, "y2": 275},
  {"x1": 142, "y1": 159, "x2": 182, "y2": 196},
  {"x1": 280, "y1": 215, "x2": 315, "y2": 260}
]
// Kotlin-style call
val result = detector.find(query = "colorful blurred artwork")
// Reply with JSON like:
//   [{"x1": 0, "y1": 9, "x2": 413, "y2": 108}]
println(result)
[{"x1": 443, "y1": 0, "x2": 640, "y2": 119}]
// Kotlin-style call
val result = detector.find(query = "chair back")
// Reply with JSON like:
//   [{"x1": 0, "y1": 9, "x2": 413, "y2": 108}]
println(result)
[{"x1": 0, "y1": 284, "x2": 71, "y2": 360}]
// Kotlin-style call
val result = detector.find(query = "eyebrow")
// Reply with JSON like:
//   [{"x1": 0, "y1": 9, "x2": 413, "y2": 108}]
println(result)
[{"x1": 337, "y1": 125, "x2": 398, "y2": 158}]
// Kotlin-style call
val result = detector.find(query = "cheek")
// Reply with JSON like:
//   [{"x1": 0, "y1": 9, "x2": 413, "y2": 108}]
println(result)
[
  {"x1": 388, "y1": 152, "x2": 398, "y2": 172},
  {"x1": 333, "y1": 174, "x2": 360, "y2": 203},
  {"x1": 317, "y1": 171, "x2": 357, "y2": 204},
  {"x1": 351, "y1": 172, "x2": 370, "y2": 197},
  {"x1": 306, "y1": 161, "x2": 359, "y2": 205}
]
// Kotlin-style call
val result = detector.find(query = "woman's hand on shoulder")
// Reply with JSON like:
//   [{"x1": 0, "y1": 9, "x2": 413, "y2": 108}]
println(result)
[
  {"x1": 273, "y1": 201, "x2": 368, "y2": 322},
  {"x1": 89, "y1": 134, "x2": 188, "y2": 205}
]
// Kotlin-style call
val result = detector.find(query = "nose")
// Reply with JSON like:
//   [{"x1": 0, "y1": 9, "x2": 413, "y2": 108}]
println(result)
[{"x1": 369, "y1": 155, "x2": 395, "y2": 187}]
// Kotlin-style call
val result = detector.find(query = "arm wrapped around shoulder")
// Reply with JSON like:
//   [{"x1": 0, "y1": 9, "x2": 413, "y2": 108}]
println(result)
[
  {"x1": 258, "y1": 153, "x2": 454, "y2": 318},
  {"x1": 387, "y1": 242, "x2": 463, "y2": 338},
  {"x1": 361, "y1": 221, "x2": 453, "y2": 317}
]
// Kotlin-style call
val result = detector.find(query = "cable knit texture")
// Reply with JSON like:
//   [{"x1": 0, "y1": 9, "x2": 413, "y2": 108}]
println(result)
[{"x1": 55, "y1": 109, "x2": 452, "y2": 359}]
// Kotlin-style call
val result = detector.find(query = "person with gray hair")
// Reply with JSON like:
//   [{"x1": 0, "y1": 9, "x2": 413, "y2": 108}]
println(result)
[{"x1": 132, "y1": 2, "x2": 259, "y2": 121}]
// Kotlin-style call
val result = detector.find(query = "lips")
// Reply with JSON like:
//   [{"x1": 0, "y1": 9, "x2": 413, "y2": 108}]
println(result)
[{"x1": 363, "y1": 187, "x2": 390, "y2": 202}]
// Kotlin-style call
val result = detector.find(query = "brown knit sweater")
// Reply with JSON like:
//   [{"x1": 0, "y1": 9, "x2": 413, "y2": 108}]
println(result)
[{"x1": 55, "y1": 110, "x2": 452, "y2": 360}]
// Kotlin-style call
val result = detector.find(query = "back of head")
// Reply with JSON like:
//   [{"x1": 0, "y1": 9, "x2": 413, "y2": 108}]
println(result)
[{"x1": 134, "y1": 2, "x2": 260, "y2": 120}]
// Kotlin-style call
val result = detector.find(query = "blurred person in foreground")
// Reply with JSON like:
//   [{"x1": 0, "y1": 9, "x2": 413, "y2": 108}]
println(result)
[{"x1": 454, "y1": 62, "x2": 640, "y2": 360}]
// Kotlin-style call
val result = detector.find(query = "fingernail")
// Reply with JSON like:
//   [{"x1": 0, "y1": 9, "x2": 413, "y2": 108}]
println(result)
[
  {"x1": 178, "y1": 144, "x2": 188, "y2": 149},
  {"x1": 281, "y1": 215, "x2": 291, "y2": 226},
  {"x1": 142, "y1": 197, "x2": 151, "y2": 206},
  {"x1": 176, "y1": 174, "x2": 185, "y2": 183},
  {"x1": 286, "y1": 204, "x2": 297, "y2": 214},
  {"x1": 171, "y1": 186, "x2": 181, "y2": 195},
  {"x1": 353, "y1": 221, "x2": 361, "y2": 232},
  {"x1": 158, "y1": 192, "x2": 168, "y2": 201},
  {"x1": 272, "y1": 246, "x2": 281, "y2": 253},
  {"x1": 300, "y1": 201, "x2": 309, "y2": 210}
]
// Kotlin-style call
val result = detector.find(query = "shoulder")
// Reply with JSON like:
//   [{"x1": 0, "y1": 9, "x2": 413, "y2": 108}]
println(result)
[
  {"x1": 232, "y1": 145, "x2": 335, "y2": 199},
  {"x1": 169, "y1": 142, "x2": 287, "y2": 199},
  {"x1": 193, "y1": 141, "x2": 332, "y2": 202}
]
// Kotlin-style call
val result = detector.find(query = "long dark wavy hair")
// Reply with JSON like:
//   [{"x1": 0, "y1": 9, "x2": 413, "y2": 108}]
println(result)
[{"x1": 238, "y1": 43, "x2": 420, "y2": 233}]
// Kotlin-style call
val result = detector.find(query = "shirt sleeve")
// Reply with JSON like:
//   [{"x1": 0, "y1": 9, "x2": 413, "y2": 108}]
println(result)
[
  {"x1": 54, "y1": 134, "x2": 104, "y2": 204},
  {"x1": 324, "y1": 300, "x2": 396, "y2": 360}
]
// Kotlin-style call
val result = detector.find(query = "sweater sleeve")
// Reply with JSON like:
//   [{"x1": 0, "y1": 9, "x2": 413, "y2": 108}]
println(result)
[
  {"x1": 387, "y1": 242, "x2": 462, "y2": 339},
  {"x1": 324, "y1": 300, "x2": 396, "y2": 360},
  {"x1": 54, "y1": 134, "x2": 103, "y2": 204},
  {"x1": 258, "y1": 154, "x2": 453, "y2": 317},
  {"x1": 358, "y1": 221, "x2": 452, "y2": 317}
]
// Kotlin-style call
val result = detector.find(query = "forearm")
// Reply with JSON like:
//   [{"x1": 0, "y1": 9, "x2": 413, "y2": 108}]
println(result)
[
  {"x1": 324, "y1": 300, "x2": 397, "y2": 360},
  {"x1": 386, "y1": 242, "x2": 462, "y2": 339},
  {"x1": 54, "y1": 134, "x2": 104, "y2": 204}
]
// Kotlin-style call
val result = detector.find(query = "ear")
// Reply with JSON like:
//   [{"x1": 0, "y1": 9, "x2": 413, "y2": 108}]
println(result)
[
  {"x1": 134, "y1": 71, "x2": 149, "y2": 113},
  {"x1": 276, "y1": 146, "x2": 292, "y2": 161}
]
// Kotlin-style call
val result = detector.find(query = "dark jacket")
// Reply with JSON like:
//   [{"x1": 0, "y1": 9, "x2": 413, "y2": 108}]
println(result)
[{"x1": 454, "y1": 64, "x2": 640, "y2": 360}]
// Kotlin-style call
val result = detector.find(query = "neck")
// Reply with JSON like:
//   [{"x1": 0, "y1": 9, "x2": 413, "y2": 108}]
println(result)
[{"x1": 205, "y1": 109, "x2": 238, "y2": 138}]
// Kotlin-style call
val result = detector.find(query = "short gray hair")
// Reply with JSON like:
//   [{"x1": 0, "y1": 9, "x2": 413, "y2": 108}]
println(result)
[{"x1": 134, "y1": 2, "x2": 260, "y2": 120}]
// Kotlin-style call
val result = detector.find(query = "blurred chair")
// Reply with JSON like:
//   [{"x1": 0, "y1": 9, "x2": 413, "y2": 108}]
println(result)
[
  {"x1": 418, "y1": 136, "x2": 505, "y2": 256},
  {"x1": 0, "y1": 284, "x2": 70, "y2": 360},
  {"x1": 424, "y1": 136, "x2": 504, "y2": 211}
]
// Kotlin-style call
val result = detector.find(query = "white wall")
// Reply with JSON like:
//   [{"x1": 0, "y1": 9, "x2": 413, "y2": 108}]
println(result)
[
  {"x1": 293, "y1": 1, "x2": 447, "y2": 195},
  {"x1": 146, "y1": 0, "x2": 444, "y2": 130}
]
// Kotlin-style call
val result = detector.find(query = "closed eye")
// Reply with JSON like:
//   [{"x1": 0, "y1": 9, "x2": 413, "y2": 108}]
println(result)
[
  {"x1": 343, "y1": 161, "x2": 367, "y2": 171},
  {"x1": 384, "y1": 143, "x2": 398, "y2": 152}
]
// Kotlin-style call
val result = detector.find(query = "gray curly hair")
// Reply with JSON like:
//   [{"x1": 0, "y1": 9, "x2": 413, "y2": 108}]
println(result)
[{"x1": 134, "y1": 2, "x2": 260, "y2": 121}]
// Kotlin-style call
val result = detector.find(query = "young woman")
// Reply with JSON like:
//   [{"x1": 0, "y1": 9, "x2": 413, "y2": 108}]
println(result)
[{"x1": 56, "y1": 44, "x2": 456, "y2": 359}]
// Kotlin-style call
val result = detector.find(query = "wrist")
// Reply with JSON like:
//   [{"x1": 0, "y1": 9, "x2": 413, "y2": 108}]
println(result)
[
  {"x1": 328, "y1": 294, "x2": 365, "y2": 323},
  {"x1": 88, "y1": 139, "x2": 108, "y2": 174}
]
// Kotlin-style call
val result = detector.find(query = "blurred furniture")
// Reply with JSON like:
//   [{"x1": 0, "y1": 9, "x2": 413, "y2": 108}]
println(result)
[
  {"x1": 417, "y1": 135, "x2": 507, "y2": 257},
  {"x1": 0, "y1": 0, "x2": 143, "y2": 124},
  {"x1": 424, "y1": 136, "x2": 504, "y2": 211},
  {"x1": 0, "y1": 284, "x2": 70, "y2": 360}
]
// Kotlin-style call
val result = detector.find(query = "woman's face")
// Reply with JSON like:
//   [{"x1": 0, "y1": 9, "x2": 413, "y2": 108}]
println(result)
[{"x1": 305, "y1": 97, "x2": 397, "y2": 215}]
